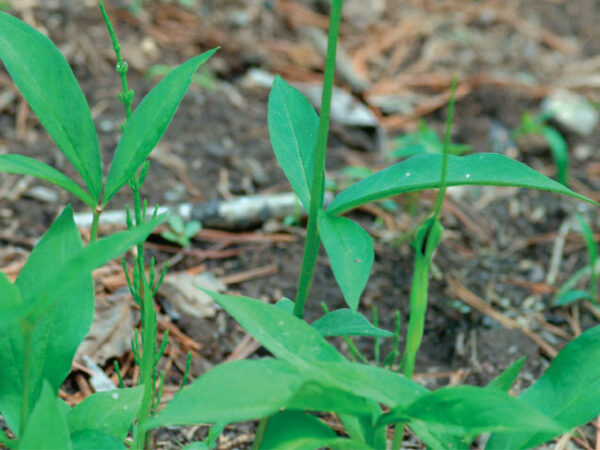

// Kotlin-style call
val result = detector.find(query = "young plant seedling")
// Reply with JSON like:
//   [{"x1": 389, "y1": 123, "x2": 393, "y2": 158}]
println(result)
[
  {"x1": 160, "y1": 214, "x2": 202, "y2": 248},
  {"x1": 390, "y1": 120, "x2": 471, "y2": 160}
]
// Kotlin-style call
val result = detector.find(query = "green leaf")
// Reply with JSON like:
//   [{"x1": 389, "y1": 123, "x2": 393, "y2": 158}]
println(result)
[
  {"x1": 260, "y1": 411, "x2": 339, "y2": 450},
  {"x1": 577, "y1": 213, "x2": 597, "y2": 266},
  {"x1": 104, "y1": 49, "x2": 217, "y2": 204},
  {"x1": 204, "y1": 291, "x2": 346, "y2": 367},
  {"x1": 312, "y1": 309, "x2": 393, "y2": 338},
  {"x1": 317, "y1": 212, "x2": 374, "y2": 311},
  {"x1": 0, "y1": 12, "x2": 101, "y2": 200},
  {"x1": 70, "y1": 430, "x2": 125, "y2": 450},
  {"x1": 18, "y1": 381, "x2": 72, "y2": 450},
  {"x1": 555, "y1": 289, "x2": 592, "y2": 306},
  {"x1": 0, "y1": 206, "x2": 92, "y2": 435},
  {"x1": 382, "y1": 386, "x2": 562, "y2": 437},
  {"x1": 487, "y1": 357, "x2": 526, "y2": 391},
  {"x1": 268, "y1": 76, "x2": 318, "y2": 210},
  {"x1": 68, "y1": 387, "x2": 143, "y2": 440},
  {"x1": 275, "y1": 297, "x2": 295, "y2": 314},
  {"x1": 146, "y1": 358, "x2": 306, "y2": 428},
  {"x1": 327, "y1": 153, "x2": 596, "y2": 215},
  {"x1": 0, "y1": 155, "x2": 94, "y2": 207},
  {"x1": 488, "y1": 325, "x2": 600, "y2": 449}
]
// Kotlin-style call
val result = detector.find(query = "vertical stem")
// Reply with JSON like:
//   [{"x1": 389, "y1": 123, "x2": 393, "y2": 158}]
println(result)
[
  {"x1": 89, "y1": 206, "x2": 102, "y2": 243},
  {"x1": 431, "y1": 77, "x2": 457, "y2": 220},
  {"x1": 403, "y1": 256, "x2": 428, "y2": 379},
  {"x1": 293, "y1": 0, "x2": 343, "y2": 319}
]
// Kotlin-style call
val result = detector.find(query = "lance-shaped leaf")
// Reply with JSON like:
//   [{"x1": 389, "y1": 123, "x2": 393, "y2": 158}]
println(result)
[
  {"x1": 0, "y1": 154, "x2": 94, "y2": 207},
  {"x1": 381, "y1": 386, "x2": 563, "y2": 437},
  {"x1": 487, "y1": 325, "x2": 600, "y2": 449},
  {"x1": 312, "y1": 308, "x2": 392, "y2": 338},
  {"x1": 0, "y1": 12, "x2": 102, "y2": 201},
  {"x1": 104, "y1": 49, "x2": 217, "y2": 203},
  {"x1": 318, "y1": 211, "x2": 373, "y2": 311},
  {"x1": 268, "y1": 76, "x2": 318, "y2": 210},
  {"x1": 327, "y1": 153, "x2": 596, "y2": 215}
]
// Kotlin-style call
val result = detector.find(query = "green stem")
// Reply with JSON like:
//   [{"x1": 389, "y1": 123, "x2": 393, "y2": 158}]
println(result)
[
  {"x1": 293, "y1": 0, "x2": 343, "y2": 319},
  {"x1": 391, "y1": 424, "x2": 404, "y2": 450},
  {"x1": 99, "y1": 0, "x2": 133, "y2": 121},
  {"x1": 403, "y1": 254, "x2": 429, "y2": 379},
  {"x1": 90, "y1": 206, "x2": 101, "y2": 243},
  {"x1": 134, "y1": 285, "x2": 157, "y2": 449},
  {"x1": 431, "y1": 76, "x2": 457, "y2": 220}
]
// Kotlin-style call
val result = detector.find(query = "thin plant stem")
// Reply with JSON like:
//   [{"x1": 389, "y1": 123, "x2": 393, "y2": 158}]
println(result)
[
  {"x1": 431, "y1": 76, "x2": 457, "y2": 220},
  {"x1": 90, "y1": 207, "x2": 101, "y2": 243},
  {"x1": 293, "y1": 0, "x2": 343, "y2": 319},
  {"x1": 403, "y1": 79, "x2": 456, "y2": 378},
  {"x1": 99, "y1": 1, "x2": 133, "y2": 122}
]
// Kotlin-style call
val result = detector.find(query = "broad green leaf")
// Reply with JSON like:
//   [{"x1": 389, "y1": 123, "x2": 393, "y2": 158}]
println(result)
[
  {"x1": 0, "y1": 206, "x2": 92, "y2": 435},
  {"x1": 409, "y1": 422, "x2": 469, "y2": 450},
  {"x1": 18, "y1": 381, "x2": 72, "y2": 450},
  {"x1": 487, "y1": 357, "x2": 526, "y2": 391},
  {"x1": 312, "y1": 308, "x2": 392, "y2": 338},
  {"x1": 70, "y1": 430, "x2": 124, "y2": 450},
  {"x1": 381, "y1": 386, "x2": 562, "y2": 437},
  {"x1": 68, "y1": 387, "x2": 143, "y2": 440},
  {"x1": 327, "y1": 153, "x2": 596, "y2": 215},
  {"x1": 0, "y1": 155, "x2": 94, "y2": 207},
  {"x1": 260, "y1": 411, "x2": 339, "y2": 450},
  {"x1": 317, "y1": 212, "x2": 374, "y2": 311},
  {"x1": 488, "y1": 325, "x2": 600, "y2": 449},
  {"x1": 146, "y1": 358, "x2": 306, "y2": 428},
  {"x1": 104, "y1": 49, "x2": 217, "y2": 203},
  {"x1": 268, "y1": 76, "x2": 318, "y2": 210},
  {"x1": 204, "y1": 291, "x2": 346, "y2": 367},
  {"x1": 0, "y1": 12, "x2": 101, "y2": 200}
]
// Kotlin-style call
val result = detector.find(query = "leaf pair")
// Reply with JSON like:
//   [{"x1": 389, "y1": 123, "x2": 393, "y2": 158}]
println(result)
[
  {"x1": 0, "y1": 206, "x2": 164, "y2": 438},
  {"x1": 0, "y1": 12, "x2": 216, "y2": 208}
]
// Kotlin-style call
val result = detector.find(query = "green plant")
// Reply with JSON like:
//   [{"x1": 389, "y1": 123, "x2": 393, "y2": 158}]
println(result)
[
  {"x1": 0, "y1": 4, "x2": 214, "y2": 448},
  {"x1": 554, "y1": 213, "x2": 599, "y2": 306},
  {"x1": 514, "y1": 110, "x2": 569, "y2": 186},
  {"x1": 160, "y1": 214, "x2": 202, "y2": 248},
  {"x1": 390, "y1": 120, "x2": 471, "y2": 160},
  {"x1": 143, "y1": 1, "x2": 600, "y2": 449}
]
